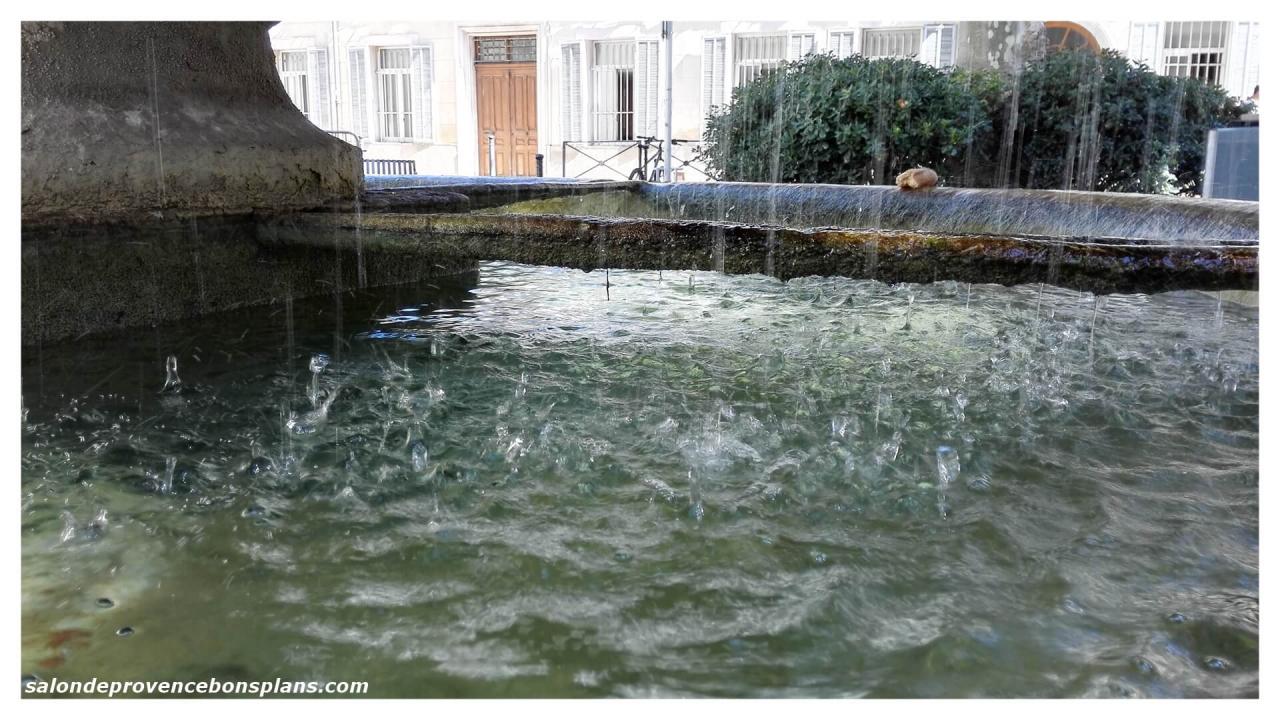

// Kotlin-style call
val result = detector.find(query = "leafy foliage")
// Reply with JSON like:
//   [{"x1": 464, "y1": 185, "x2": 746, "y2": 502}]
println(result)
[
  {"x1": 701, "y1": 49, "x2": 1252, "y2": 195},
  {"x1": 701, "y1": 54, "x2": 997, "y2": 186}
]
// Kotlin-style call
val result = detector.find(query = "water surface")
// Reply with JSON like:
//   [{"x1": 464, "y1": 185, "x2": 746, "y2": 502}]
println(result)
[{"x1": 22, "y1": 262, "x2": 1258, "y2": 697}]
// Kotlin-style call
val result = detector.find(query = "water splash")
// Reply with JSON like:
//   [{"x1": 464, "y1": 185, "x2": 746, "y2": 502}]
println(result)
[
  {"x1": 160, "y1": 355, "x2": 181, "y2": 393},
  {"x1": 308, "y1": 353, "x2": 331, "y2": 408},
  {"x1": 159, "y1": 457, "x2": 176, "y2": 494},
  {"x1": 287, "y1": 386, "x2": 342, "y2": 435},
  {"x1": 410, "y1": 439, "x2": 429, "y2": 473}
]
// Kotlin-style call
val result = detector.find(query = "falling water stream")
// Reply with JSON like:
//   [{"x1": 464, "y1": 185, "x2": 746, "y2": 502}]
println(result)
[{"x1": 21, "y1": 261, "x2": 1257, "y2": 697}]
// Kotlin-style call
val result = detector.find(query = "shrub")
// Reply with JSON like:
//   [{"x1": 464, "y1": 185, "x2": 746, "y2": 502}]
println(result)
[
  {"x1": 700, "y1": 54, "x2": 997, "y2": 186},
  {"x1": 993, "y1": 49, "x2": 1251, "y2": 194},
  {"x1": 700, "y1": 49, "x2": 1252, "y2": 195}
]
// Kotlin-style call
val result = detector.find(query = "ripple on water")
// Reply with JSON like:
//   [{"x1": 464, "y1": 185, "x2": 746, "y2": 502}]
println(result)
[{"x1": 21, "y1": 263, "x2": 1257, "y2": 697}]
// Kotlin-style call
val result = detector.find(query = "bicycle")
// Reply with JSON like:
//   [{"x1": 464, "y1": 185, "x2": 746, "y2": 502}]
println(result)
[{"x1": 629, "y1": 136, "x2": 694, "y2": 182}]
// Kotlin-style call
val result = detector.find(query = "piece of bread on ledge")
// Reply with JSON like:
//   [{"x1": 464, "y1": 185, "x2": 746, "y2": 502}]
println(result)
[{"x1": 896, "y1": 167, "x2": 938, "y2": 191}]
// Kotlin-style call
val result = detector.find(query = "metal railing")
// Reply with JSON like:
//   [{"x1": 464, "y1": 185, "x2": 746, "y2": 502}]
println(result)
[
  {"x1": 561, "y1": 140, "x2": 711, "y2": 181},
  {"x1": 326, "y1": 130, "x2": 362, "y2": 147},
  {"x1": 364, "y1": 159, "x2": 417, "y2": 176}
]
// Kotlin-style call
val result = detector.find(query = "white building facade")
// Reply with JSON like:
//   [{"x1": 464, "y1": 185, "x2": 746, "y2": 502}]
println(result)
[{"x1": 269, "y1": 20, "x2": 1261, "y2": 180}]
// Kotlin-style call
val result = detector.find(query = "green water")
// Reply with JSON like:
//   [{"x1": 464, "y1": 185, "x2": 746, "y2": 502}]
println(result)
[{"x1": 21, "y1": 262, "x2": 1258, "y2": 697}]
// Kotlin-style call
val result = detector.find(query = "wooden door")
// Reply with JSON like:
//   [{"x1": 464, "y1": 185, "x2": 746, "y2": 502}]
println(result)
[{"x1": 476, "y1": 62, "x2": 538, "y2": 176}]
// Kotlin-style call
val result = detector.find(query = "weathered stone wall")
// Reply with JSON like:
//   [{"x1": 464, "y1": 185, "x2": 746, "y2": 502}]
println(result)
[
  {"x1": 21, "y1": 21, "x2": 362, "y2": 225},
  {"x1": 22, "y1": 219, "x2": 476, "y2": 346}
]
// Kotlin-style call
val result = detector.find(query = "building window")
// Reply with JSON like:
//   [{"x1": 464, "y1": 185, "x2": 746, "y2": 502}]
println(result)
[
  {"x1": 920, "y1": 24, "x2": 956, "y2": 68},
  {"x1": 1127, "y1": 22, "x2": 1160, "y2": 70},
  {"x1": 591, "y1": 40, "x2": 635, "y2": 141},
  {"x1": 1044, "y1": 21, "x2": 1100, "y2": 52},
  {"x1": 377, "y1": 48, "x2": 414, "y2": 141},
  {"x1": 734, "y1": 34, "x2": 787, "y2": 86},
  {"x1": 372, "y1": 46, "x2": 432, "y2": 143},
  {"x1": 702, "y1": 37, "x2": 726, "y2": 119},
  {"x1": 862, "y1": 26, "x2": 921, "y2": 59},
  {"x1": 277, "y1": 51, "x2": 310, "y2": 117},
  {"x1": 561, "y1": 44, "x2": 583, "y2": 141},
  {"x1": 1162, "y1": 21, "x2": 1231, "y2": 85},
  {"x1": 830, "y1": 31, "x2": 858, "y2": 59},
  {"x1": 275, "y1": 49, "x2": 331, "y2": 128},
  {"x1": 788, "y1": 33, "x2": 817, "y2": 61},
  {"x1": 476, "y1": 36, "x2": 537, "y2": 63}
]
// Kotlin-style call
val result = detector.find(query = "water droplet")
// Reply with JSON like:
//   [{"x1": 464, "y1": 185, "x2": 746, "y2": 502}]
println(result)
[
  {"x1": 1203, "y1": 656, "x2": 1231, "y2": 671},
  {"x1": 247, "y1": 457, "x2": 273, "y2": 476},
  {"x1": 410, "y1": 440, "x2": 429, "y2": 472},
  {"x1": 58, "y1": 511, "x2": 76, "y2": 543},
  {"x1": 116, "y1": 626, "x2": 134, "y2": 637},
  {"x1": 160, "y1": 355, "x2": 181, "y2": 393},
  {"x1": 1166, "y1": 612, "x2": 1187, "y2": 624},
  {"x1": 936, "y1": 445, "x2": 960, "y2": 488},
  {"x1": 96, "y1": 598, "x2": 114, "y2": 609},
  {"x1": 158, "y1": 457, "x2": 176, "y2": 495},
  {"x1": 308, "y1": 353, "x2": 331, "y2": 375}
]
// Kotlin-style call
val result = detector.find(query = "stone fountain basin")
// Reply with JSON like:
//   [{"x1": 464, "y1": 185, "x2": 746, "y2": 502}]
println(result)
[{"x1": 273, "y1": 209, "x2": 1256, "y2": 295}]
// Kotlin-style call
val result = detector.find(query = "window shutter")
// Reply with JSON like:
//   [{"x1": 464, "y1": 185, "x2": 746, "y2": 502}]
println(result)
[
  {"x1": 308, "y1": 48, "x2": 331, "y2": 128},
  {"x1": 1226, "y1": 22, "x2": 1260, "y2": 98},
  {"x1": 940, "y1": 26, "x2": 955, "y2": 67},
  {"x1": 410, "y1": 46, "x2": 433, "y2": 141},
  {"x1": 561, "y1": 44, "x2": 582, "y2": 141},
  {"x1": 1127, "y1": 22, "x2": 1160, "y2": 69},
  {"x1": 347, "y1": 48, "x2": 369, "y2": 141},
  {"x1": 636, "y1": 40, "x2": 659, "y2": 137},
  {"x1": 702, "y1": 37, "x2": 725, "y2": 118},
  {"x1": 1244, "y1": 22, "x2": 1260, "y2": 99}
]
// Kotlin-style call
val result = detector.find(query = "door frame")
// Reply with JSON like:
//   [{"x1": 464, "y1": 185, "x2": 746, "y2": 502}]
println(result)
[{"x1": 455, "y1": 24, "x2": 547, "y2": 176}]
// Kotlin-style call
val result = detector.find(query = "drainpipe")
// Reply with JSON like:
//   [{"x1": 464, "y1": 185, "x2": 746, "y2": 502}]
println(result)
[
  {"x1": 331, "y1": 21, "x2": 341, "y2": 132},
  {"x1": 661, "y1": 21, "x2": 674, "y2": 183},
  {"x1": 487, "y1": 133, "x2": 497, "y2": 176}
]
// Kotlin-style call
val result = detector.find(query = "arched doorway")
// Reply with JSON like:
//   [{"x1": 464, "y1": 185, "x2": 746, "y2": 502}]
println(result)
[{"x1": 1044, "y1": 22, "x2": 1100, "y2": 52}]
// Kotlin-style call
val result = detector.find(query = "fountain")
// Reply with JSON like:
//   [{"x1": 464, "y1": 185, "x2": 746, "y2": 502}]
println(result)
[{"x1": 20, "y1": 21, "x2": 1258, "y2": 700}]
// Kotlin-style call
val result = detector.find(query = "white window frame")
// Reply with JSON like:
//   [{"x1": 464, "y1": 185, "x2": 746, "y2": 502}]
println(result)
[
  {"x1": 277, "y1": 50, "x2": 311, "y2": 118},
  {"x1": 920, "y1": 24, "x2": 957, "y2": 69},
  {"x1": 1127, "y1": 22, "x2": 1162, "y2": 71},
  {"x1": 375, "y1": 47, "x2": 414, "y2": 142},
  {"x1": 1162, "y1": 21, "x2": 1231, "y2": 87},
  {"x1": 861, "y1": 26, "x2": 922, "y2": 60},
  {"x1": 788, "y1": 32, "x2": 817, "y2": 62},
  {"x1": 590, "y1": 39, "x2": 637, "y2": 142},
  {"x1": 733, "y1": 33, "x2": 788, "y2": 87},
  {"x1": 828, "y1": 29, "x2": 859, "y2": 59},
  {"x1": 275, "y1": 48, "x2": 332, "y2": 129},
  {"x1": 371, "y1": 45, "x2": 432, "y2": 144}
]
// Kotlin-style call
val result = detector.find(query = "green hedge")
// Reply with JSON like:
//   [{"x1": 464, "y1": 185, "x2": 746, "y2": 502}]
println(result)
[{"x1": 700, "y1": 49, "x2": 1252, "y2": 195}]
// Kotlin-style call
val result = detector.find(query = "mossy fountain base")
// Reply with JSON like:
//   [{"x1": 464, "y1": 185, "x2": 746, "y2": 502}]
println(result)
[{"x1": 277, "y1": 207, "x2": 1256, "y2": 295}]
